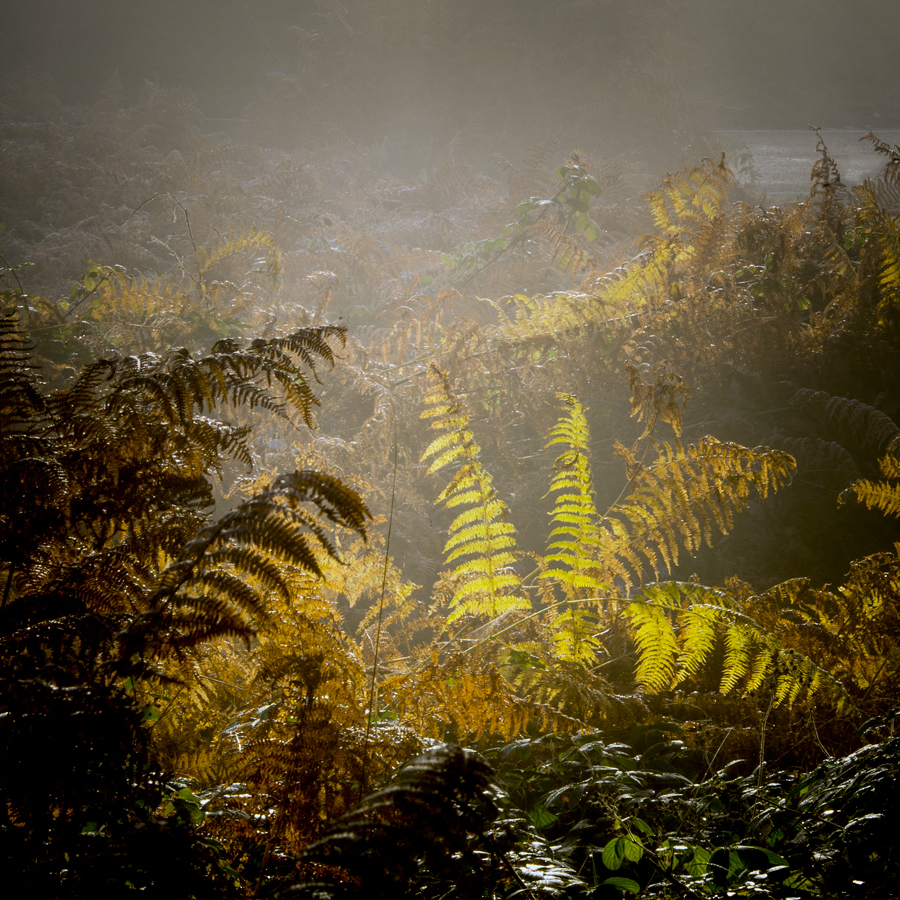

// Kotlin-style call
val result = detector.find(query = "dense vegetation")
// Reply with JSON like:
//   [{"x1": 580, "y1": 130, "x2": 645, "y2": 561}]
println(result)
[{"x1": 3, "y1": 74, "x2": 900, "y2": 897}]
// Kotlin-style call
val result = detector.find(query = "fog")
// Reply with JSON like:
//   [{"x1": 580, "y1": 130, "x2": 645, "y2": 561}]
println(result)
[{"x1": 6, "y1": 0, "x2": 900, "y2": 171}]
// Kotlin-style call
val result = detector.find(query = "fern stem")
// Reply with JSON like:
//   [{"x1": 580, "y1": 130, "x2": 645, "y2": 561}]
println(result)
[
  {"x1": 460, "y1": 593, "x2": 622, "y2": 654},
  {"x1": 602, "y1": 413, "x2": 659, "y2": 518},
  {"x1": 361, "y1": 392, "x2": 398, "y2": 797},
  {"x1": 858, "y1": 643, "x2": 897, "y2": 706}
]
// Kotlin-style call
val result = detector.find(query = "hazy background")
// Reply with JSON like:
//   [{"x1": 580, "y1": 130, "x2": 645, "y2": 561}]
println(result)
[{"x1": 5, "y1": 0, "x2": 900, "y2": 171}]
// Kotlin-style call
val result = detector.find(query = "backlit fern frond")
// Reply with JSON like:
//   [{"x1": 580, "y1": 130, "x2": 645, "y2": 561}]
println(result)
[
  {"x1": 625, "y1": 581, "x2": 846, "y2": 708},
  {"x1": 645, "y1": 155, "x2": 733, "y2": 239},
  {"x1": 194, "y1": 225, "x2": 282, "y2": 295},
  {"x1": 857, "y1": 178, "x2": 900, "y2": 307},
  {"x1": 591, "y1": 241, "x2": 682, "y2": 310},
  {"x1": 420, "y1": 366, "x2": 528, "y2": 623},
  {"x1": 577, "y1": 157, "x2": 734, "y2": 311},
  {"x1": 843, "y1": 454, "x2": 900, "y2": 518},
  {"x1": 599, "y1": 438, "x2": 795, "y2": 589},
  {"x1": 547, "y1": 606, "x2": 604, "y2": 666},
  {"x1": 139, "y1": 470, "x2": 370, "y2": 652},
  {"x1": 625, "y1": 581, "x2": 735, "y2": 693},
  {"x1": 853, "y1": 162, "x2": 900, "y2": 310},
  {"x1": 492, "y1": 289, "x2": 621, "y2": 347},
  {"x1": 540, "y1": 394, "x2": 608, "y2": 664},
  {"x1": 542, "y1": 394, "x2": 605, "y2": 597},
  {"x1": 626, "y1": 596, "x2": 680, "y2": 692}
]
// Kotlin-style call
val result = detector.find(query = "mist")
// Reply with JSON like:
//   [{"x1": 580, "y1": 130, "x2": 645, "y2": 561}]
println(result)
[{"x1": 6, "y1": 0, "x2": 900, "y2": 171}]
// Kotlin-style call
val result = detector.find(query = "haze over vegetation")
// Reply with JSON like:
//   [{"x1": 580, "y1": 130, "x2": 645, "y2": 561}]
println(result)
[
  {"x1": 4, "y1": 2, "x2": 900, "y2": 898},
  {"x1": 7, "y1": 1, "x2": 900, "y2": 157}
]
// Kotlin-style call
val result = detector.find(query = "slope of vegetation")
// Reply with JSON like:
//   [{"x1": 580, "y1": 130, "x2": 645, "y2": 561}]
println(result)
[{"x1": 3, "y1": 78, "x2": 900, "y2": 897}]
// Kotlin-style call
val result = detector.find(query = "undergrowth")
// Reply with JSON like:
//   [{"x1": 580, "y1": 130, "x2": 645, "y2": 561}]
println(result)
[{"x1": 3, "y1": 80, "x2": 900, "y2": 896}]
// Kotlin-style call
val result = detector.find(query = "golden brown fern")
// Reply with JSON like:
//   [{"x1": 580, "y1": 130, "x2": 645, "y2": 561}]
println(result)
[
  {"x1": 0, "y1": 316, "x2": 364, "y2": 667},
  {"x1": 599, "y1": 436, "x2": 795, "y2": 590}
]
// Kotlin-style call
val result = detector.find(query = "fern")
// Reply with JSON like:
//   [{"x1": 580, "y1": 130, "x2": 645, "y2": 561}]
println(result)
[
  {"x1": 193, "y1": 225, "x2": 282, "y2": 297},
  {"x1": 536, "y1": 219, "x2": 591, "y2": 278},
  {"x1": 0, "y1": 313, "x2": 365, "y2": 663},
  {"x1": 793, "y1": 388, "x2": 900, "y2": 458},
  {"x1": 843, "y1": 451, "x2": 900, "y2": 518},
  {"x1": 625, "y1": 581, "x2": 847, "y2": 709},
  {"x1": 626, "y1": 596, "x2": 680, "y2": 692},
  {"x1": 646, "y1": 155, "x2": 733, "y2": 239},
  {"x1": 542, "y1": 394, "x2": 605, "y2": 595},
  {"x1": 599, "y1": 437, "x2": 795, "y2": 589},
  {"x1": 540, "y1": 394, "x2": 608, "y2": 665},
  {"x1": 137, "y1": 470, "x2": 371, "y2": 654},
  {"x1": 420, "y1": 366, "x2": 528, "y2": 623}
]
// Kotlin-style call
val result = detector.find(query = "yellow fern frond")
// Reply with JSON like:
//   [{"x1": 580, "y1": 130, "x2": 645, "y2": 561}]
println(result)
[
  {"x1": 627, "y1": 598, "x2": 679, "y2": 692},
  {"x1": 194, "y1": 225, "x2": 282, "y2": 293},
  {"x1": 846, "y1": 478, "x2": 900, "y2": 518},
  {"x1": 719, "y1": 623, "x2": 759, "y2": 695},
  {"x1": 420, "y1": 366, "x2": 528, "y2": 623},
  {"x1": 541, "y1": 394, "x2": 608, "y2": 602},
  {"x1": 842, "y1": 451, "x2": 900, "y2": 518},
  {"x1": 598, "y1": 438, "x2": 795, "y2": 589},
  {"x1": 548, "y1": 607, "x2": 603, "y2": 666},
  {"x1": 857, "y1": 181, "x2": 900, "y2": 307},
  {"x1": 646, "y1": 156, "x2": 733, "y2": 238}
]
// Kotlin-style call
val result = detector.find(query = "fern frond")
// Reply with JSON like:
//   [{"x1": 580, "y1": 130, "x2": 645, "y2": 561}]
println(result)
[
  {"x1": 0, "y1": 312, "x2": 44, "y2": 427},
  {"x1": 380, "y1": 650, "x2": 543, "y2": 741},
  {"x1": 194, "y1": 225, "x2": 282, "y2": 295},
  {"x1": 536, "y1": 219, "x2": 591, "y2": 278},
  {"x1": 845, "y1": 476, "x2": 900, "y2": 518},
  {"x1": 857, "y1": 179, "x2": 900, "y2": 306},
  {"x1": 547, "y1": 606, "x2": 603, "y2": 666},
  {"x1": 719, "y1": 622, "x2": 760, "y2": 695},
  {"x1": 599, "y1": 438, "x2": 795, "y2": 589},
  {"x1": 541, "y1": 395, "x2": 608, "y2": 617},
  {"x1": 627, "y1": 597, "x2": 679, "y2": 692},
  {"x1": 839, "y1": 443, "x2": 900, "y2": 518},
  {"x1": 793, "y1": 388, "x2": 900, "y2": 458},
  {"x1": 646, "y1": 156, "x2": 733, "y2": 238},
  {"x1": 130, "y1": 470, "x2": 369, "y2": 652},
  {"x1": 420, "y1": 367, "x2": 528, "y2": 623}
]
